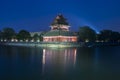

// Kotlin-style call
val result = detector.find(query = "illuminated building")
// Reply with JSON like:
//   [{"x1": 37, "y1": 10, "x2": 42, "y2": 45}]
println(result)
[{"x1": 43, "y1": 14, "x2": 77, "y2": 42}]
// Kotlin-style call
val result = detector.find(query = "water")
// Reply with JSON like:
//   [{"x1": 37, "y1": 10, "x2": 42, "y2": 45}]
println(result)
[{"x1": 0, "y1": 46, "x2": 120, "y2": 80}]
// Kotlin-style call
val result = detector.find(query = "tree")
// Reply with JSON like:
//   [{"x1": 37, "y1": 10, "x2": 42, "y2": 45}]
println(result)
[
  {"x1": 17, "y1": 30, "x2": 31, "y2": 41},
  {"x1": 78, "y1": 26, "x2": 96, "y2": 42},
  {"x1": 98, "y1": 30, "x2": 120, "y2": 42},
  {"x1": 32, "y1": 33, "x2": 39, "y2": 41},
  {"x1": 2, "y1": 27, "x2": 16, "y2": 40},
  {"x1": 111, "y1": 32, "x2": 120, "y2": 42},
  {"x1": 39, "y1": 32, "x2": 46, "y2": 41}
]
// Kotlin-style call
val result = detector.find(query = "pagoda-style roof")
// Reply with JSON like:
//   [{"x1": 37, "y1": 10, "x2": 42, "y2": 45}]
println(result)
[
  {"x1": 43, "y1": 30, "x2": 76, "y2": 36},
  {"x1": 51, "y1": 14, "x2": 69, "y2": 25}
]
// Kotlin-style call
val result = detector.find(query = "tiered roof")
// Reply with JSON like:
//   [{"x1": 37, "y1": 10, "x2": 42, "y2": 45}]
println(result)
[
  {"x1": 43, "y1": 30, "x2": 76, "y2": 36},
  {"x1": 43, "y1": 14, "x2": 77, "y2": 37},
  {"x1": 51, "y1": 14, "x2": 69, "y2": 25}
]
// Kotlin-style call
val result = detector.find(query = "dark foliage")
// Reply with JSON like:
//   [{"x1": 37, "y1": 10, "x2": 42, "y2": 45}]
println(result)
[
  {"x1": 17, "y1": 30, "x2": 31, "y2": 41},
  {"x1": 78, "y1": 26, "x2": 96, "y2": 42},
  {"x1": 97, "y1": 30, "x2": 120, "y2": 42},
  {"x1": 1, "y1": 27, "x2": 16, "y2": 40}
]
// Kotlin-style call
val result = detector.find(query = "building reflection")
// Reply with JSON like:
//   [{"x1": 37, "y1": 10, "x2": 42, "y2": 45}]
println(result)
[{"x1": 42, "y1": 48, "x2": 77, "y2": 74}]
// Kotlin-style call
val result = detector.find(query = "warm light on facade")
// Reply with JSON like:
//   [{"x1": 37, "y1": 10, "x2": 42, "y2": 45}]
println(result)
[{"x1": 43, "y1": 36, "x2": 77, "y2": 42}]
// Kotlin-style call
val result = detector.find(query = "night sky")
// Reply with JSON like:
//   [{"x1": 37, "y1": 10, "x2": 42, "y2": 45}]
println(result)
[{"x1": 0, "y1": 0, "x2": 120, "y2": 33}]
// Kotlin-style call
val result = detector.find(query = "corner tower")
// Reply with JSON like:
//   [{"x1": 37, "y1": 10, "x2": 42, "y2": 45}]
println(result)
[{"x1": 43, "y1": 14, "x2": 77, "y2": 42}]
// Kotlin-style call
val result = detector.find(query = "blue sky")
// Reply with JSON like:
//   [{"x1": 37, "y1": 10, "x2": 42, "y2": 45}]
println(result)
[{"x1": 0, "y1": 0, "x2": 120, "y2": 32}]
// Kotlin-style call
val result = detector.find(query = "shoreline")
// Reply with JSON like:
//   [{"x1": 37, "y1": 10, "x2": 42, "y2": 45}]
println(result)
[
  {"x1": 0, "y1": 42, "x2": 120, "y2": 48},
  {"x1": 0, "y1": 42, "x2": 82, "y2": 48}
]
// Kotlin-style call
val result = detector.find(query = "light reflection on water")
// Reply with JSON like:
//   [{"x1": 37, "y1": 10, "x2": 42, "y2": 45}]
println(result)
[
  {"x1": 0, "y1": 46, "x2": 120, "y2": 80},
  {"x1": 42, "y1": 48, "x2": 77, "y2": 75}
]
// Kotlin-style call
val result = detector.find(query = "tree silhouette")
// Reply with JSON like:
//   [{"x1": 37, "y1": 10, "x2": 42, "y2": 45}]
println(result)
[
  {"x1": 79, "y1": 26, "x2": 96, "y2": 42},
  {"x1": 17, "y1": 30, "x2": 31, "y2": 41},
  {"x1": 2, "y1": 27, "x2": 16, "y2": 40},
  {"x1": 32, "y1": 33, "x2": 39, "y2": 41},
  {"x1": 98, "y1": 30, "x2": 120, "y2": 42}
]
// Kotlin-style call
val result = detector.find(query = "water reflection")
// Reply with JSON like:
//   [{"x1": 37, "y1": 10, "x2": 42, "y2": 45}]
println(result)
[
  {"x1": 42, "y1": 48, "x2": 77, "y2": 75},
  {"x1": 1, "y1": 46, "x2": 120, "y2": 80}
]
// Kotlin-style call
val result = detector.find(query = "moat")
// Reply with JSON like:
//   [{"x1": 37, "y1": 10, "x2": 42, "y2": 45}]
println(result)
[{"x1": 0, "y1": 46, "x2": 120, "y2": 80}]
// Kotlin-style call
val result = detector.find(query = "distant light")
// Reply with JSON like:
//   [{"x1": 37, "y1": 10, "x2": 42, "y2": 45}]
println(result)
[
  {"x1": 37, "y1": 39, "x2": 40, "y2": 42},
  {"x1": 26, "y1": 40, "x2": 28, "y2": 42},
  {"x1": 96, "y1": 40, "x2": 100, "y2": 42},
  {"x1": 11, "y1": 39, "x2": 14, "y2": 42},
  {"x1": 85, "y1": 39, "x2": 89, "y2": 42},
  {"x1": 1, "y1": 39, "x2": 3, "y2": 42},
  {"x1": 15, "y1": 39, "x2": 18, "y2": 42},
  {"x1": 31, "y1": 39, "x2": 34, "y2": 42},
  {"x1": 20, "y1": 40, "x2": 23, "y2": 42},
  {"x1": 101, "y1": 40, "x2": 104, "y2": 42},
  {"x1": 4, "y1": 39, "x2": 7, "y2": 42}
]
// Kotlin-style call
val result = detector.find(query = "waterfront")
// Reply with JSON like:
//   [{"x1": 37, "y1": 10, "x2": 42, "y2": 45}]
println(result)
[{"x1": 0, "y1": 46, "x2": 120, "y2": 80}]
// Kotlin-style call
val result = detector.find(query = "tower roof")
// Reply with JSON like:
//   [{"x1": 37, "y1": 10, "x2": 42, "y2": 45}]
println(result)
[
  {"x1": 43, "y1": 30, "x2": 76, "y2": 36},
  {"x1": 51, "y1": 14, "x2": 69, "y2": 25}
]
